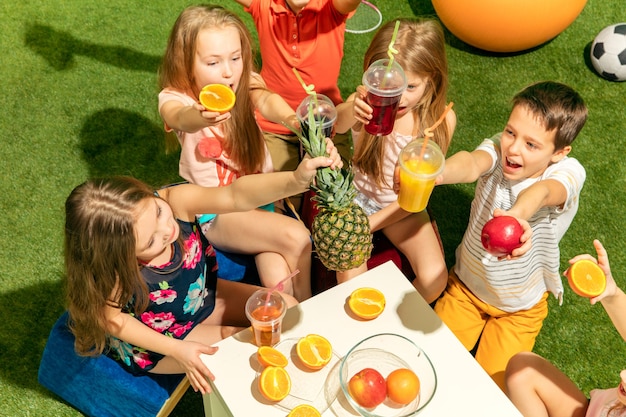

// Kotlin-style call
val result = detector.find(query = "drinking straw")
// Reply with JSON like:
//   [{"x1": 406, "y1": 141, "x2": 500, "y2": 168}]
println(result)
[
  {"x1": 292, "y1": 67, "x2": 316, "y2": 98},
  {"x1": 386, "y1": 20, "x2": 401, "y2": 70},
  {"x1": 379, "y1": 20, "x2": 401, "y2": 89},
  {"x1": 418, "y1": 102, "x2": 455, "y2": 162},
  {"x1": 292, "y1": 67, "x2": 325, "y2": 156},
  {"x1": 265, "y1": 269, "x2": 300, "y2": 306}
]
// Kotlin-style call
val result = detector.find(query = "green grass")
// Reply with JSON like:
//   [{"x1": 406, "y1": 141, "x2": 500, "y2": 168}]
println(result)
[{"x1": 1, "y1": 0, "x2": 625, "y2": 416}]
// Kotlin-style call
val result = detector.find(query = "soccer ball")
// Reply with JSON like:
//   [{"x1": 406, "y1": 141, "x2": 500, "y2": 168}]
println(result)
[{"x1": 590, "y1": 23, "x2": 626, "y2": 82}]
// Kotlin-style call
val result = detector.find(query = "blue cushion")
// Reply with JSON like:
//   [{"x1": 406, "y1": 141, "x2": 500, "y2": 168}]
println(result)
[{"x1": 38, "y1": 312, "x2": 185, "y2": 417}]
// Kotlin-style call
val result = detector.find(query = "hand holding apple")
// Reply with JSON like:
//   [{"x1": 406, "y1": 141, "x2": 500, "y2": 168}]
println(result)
[{"x1": 481, "y1": 215, "x2": 524, "y2": 257}]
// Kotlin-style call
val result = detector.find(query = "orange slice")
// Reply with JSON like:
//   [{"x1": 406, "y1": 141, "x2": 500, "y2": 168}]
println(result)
[
  {"x1": 258, "y1": 365, "x2": 291, "y2": 401},
  {"x1": 296, "y1": 334, "x2": 333, "y2": 370},
  {"x1": 257, "y1": 345, "x2": 288, "y2": 368},
  {"x1": 567, "y1": 259, "x2": 607, "y2": 298},
  {"x1": 198, "y1": 84, "x2": 236, "y2": 113},
  {"x1": 348, "y1": 287, "x2": 386, "y2": 320},
  {"x1": 287, "y1": 404, "x2": 322, "y2": 416}
]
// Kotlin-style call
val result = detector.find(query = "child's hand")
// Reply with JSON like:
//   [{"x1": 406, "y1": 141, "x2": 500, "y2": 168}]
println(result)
[
  {"x1": 492, "y1": 208, "x2": 532, "y2": 260},
  {"x1": 194, "y1": 102, "x2": 231, "y2": 126},
  {"x1": 173, "y1": 340, "x2": 219, "y2": 394},
  {"x1": 352, "y1": 85, "x2": 372, "y2": 126},
  {"x1": 565, "y1": 239, "x2": 618, "y2": 305},
  {"x1": 296, "y1": 138, "x2": 343, "y2": 186}
]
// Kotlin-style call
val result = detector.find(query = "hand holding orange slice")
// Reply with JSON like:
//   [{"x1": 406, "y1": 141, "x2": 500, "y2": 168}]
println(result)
[
  {"x1": 199, "y1": 84, "x2": 236, "y2": 113},
  {"x1": 257, "y1": 346, "x2": 288, "y2": 368},
  {"x1": 258, "y1": 365, "x2": 291, "y2": 401},
  {"x1": 348, "y1": 287, "x2": 386, "y2": 320},
  {"x1": 296, "y1": 334, "x2": 333, "y2": 370},
  {"x1": 567, "y1": 259, "x2": 607, "y2": 298}
]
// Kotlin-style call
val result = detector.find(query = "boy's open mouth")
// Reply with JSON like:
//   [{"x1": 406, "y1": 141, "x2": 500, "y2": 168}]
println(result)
[{"x1": 506, "y1": 157, "x2": 522, "y2": 169}]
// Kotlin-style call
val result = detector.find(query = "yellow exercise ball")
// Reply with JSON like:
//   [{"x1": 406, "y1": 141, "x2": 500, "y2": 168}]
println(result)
[{"x1": 432, "y1": 0, "x2": 588, "y2": 53}]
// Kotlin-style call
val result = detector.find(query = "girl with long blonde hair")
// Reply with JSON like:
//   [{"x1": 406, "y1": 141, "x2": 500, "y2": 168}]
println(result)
[
  {"x1": 158, "y1": 4, "x2": 312, "y2": 300},
  {"x1": 335, "y1": 18, "x2": 456, "y2": 303}
]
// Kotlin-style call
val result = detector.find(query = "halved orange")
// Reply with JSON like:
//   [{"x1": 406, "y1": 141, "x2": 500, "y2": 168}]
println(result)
[
  {"x1": 296, "y1": 334, "x2": 333, "y2": 370},
  {"x1": 348, "y1": 287, "x2": 386, "y2": 320},
  {"x1": 567, "y1": 259, "x2": 607, "y2": 298},
  {"x1": 287, "y1": 404, "x2": 322, "y2": 417},
  {"x1": 198, "y1": 84, "x2": 236, "y2": 113},
  {"x1": 258, "y1": 365, "x2": 291, "y2": 401},
  {"x1": 257, "y1": 345, "x2": 288, "y2": 368}
]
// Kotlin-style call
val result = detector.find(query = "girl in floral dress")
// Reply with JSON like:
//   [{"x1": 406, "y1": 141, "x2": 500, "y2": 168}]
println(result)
[{"x1": 63, "y1": 148, "x2": 341, "y2": 394}]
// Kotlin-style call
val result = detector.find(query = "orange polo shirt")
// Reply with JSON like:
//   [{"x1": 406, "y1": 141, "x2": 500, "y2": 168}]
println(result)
[{"x1": 245, "y1": 0, "x2": 352, "y2": 134}]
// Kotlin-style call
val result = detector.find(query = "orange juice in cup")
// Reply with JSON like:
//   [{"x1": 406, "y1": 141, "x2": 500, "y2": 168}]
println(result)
[
  {"x1": 397, "y1": 138, "x2": 445, "y2": 212},
  {"x1": 245, "y1": 289, "x2": 287, "y2": 347}
]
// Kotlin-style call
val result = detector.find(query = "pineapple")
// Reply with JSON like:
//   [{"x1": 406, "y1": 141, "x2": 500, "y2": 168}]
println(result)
[{"x1": 290, "y1": 96, "x2": 373, "y2": 271}]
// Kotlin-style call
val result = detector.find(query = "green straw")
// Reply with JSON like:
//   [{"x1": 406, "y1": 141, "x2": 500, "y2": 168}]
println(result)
[{"x1": 386, "y1": 20, "x2": 401, "y2": 70}]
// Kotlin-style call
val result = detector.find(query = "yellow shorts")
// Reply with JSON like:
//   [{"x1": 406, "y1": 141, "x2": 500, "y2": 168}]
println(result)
[{"x1": 434, "y1": 269, "x2": 549, "y2": 390}]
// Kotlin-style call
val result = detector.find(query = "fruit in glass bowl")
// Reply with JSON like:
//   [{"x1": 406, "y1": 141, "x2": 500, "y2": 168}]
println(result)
[
  {"x1": 339, "y1": 333, "x2": 437, "y2": 417},
  {"x1": 347, "y1": 367, "x2": 387, "y2": 408}
]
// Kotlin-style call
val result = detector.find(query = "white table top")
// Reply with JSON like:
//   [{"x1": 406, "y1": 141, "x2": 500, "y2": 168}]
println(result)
[{"x1": 202, "y1": 261, "x2": 522, "y2": 416}]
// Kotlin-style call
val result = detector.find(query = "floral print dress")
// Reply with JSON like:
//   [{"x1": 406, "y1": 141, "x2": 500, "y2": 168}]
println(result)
[{"x1": 106, "y1": 218, "x2": 218, "y2": 374}]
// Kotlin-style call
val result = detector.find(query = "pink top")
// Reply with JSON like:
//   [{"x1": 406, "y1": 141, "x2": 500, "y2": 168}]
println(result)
[
  {"x1": 158, "y1": 88, "x2": 273, "y2": 187},
  {"x1": 352, "y1": 130, "x2": 414, "y2": 209},
  {"x1": 587, "y1": 388, "x2": 626, "y2": 417},
  {"x1": 245, "y1": 0, "x2": 351, "y2": 134}
]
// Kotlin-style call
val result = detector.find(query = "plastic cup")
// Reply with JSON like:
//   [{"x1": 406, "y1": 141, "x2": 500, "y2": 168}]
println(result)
[
  {"x1": 362, "y1": 58, "x2": 407, "y2": 136},
  {"x1": 244, "y1": 289, "x2": 287, "y2": 347},
  {"x1": 397, "y1": 138, "x2": 445, "y2": 212},
  {"x1": 296, "y1": 93, "x2": 337, "y2": 139}
]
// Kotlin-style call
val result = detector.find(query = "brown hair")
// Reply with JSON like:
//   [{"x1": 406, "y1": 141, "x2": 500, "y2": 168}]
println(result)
[
  {"x1": 158, "y1": 4, "x2": 266, "y2": 174},
  {"x1": 64, "y1": 177, "x2": 154, "y2": 356},
  {"x1": 353, "y1": 18, "x2": 451, "y2": 187},
  {"x1": 512, "y1": 81, "x2": 587, "y2": 150}
]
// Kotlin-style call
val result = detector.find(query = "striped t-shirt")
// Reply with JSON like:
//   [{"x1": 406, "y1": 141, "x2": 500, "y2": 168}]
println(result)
[{"x1": 454, "y1": 135, "x2": 586, "y2": 312}]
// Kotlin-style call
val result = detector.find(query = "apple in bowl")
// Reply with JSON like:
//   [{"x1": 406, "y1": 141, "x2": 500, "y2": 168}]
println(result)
[{"x1": 347, "y1": 368, "x2": 387, "y2": 408}]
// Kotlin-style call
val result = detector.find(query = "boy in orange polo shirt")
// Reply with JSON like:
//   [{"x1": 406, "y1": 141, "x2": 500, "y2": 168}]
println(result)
[{"x1": 232, "y1": 0, "x2": 360, "y2": 208}]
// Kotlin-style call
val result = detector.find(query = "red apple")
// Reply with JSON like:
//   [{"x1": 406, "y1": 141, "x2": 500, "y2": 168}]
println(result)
[
  {"x1": 347, "y1": 368, "x2": 387, "y2": 408},
  {"x1": 481, "y1": 216, "x2": 523, "y2": 256}
]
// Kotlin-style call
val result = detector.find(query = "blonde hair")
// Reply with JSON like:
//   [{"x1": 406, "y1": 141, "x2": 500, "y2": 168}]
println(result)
[
  {"x1": 158, "y1": 4, "x2": 266, "y2": 175},
  {"x1": 64, "y1": 177, "x2": 154, "y2": 356},
  {"x1": 353, "y1": 18, "x2": 451, "y2": 187}
]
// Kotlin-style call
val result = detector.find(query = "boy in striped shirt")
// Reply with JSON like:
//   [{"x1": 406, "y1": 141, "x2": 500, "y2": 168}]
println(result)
[{"x1": 433, "y1": 81, "x2": 588, "y2": 390}]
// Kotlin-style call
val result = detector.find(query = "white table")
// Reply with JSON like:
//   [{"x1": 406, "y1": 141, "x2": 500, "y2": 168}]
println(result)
[{"x1": 202, "y1": 261, "x2": 522, "y2": 416}]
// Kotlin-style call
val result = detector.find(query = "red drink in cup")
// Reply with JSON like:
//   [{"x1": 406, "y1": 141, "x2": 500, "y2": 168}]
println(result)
[
  {"x1": 365, "y1": 92, "x2": 402, "y2": 136},
  {"x1": 362, "y1": 59, "x2": 407, "y2": 136}
]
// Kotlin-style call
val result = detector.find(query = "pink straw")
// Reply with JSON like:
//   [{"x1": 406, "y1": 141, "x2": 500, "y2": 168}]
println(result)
[{"x1": 264, "y1": 269, "x2": 300, "y2": 306}]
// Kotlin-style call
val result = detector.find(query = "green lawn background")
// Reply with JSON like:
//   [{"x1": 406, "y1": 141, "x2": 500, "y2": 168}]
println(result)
[{"x1": 0, "y1": 0, "x2": 625, "y2": 416}]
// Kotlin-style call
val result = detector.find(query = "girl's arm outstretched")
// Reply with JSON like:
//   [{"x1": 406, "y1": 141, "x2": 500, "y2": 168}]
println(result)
[{"x1": 166, "y1": 140, "x2": 342, "y2": 222}]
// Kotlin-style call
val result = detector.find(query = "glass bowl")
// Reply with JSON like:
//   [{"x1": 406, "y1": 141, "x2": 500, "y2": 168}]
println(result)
[{"x1": 339, "y1": 333, "x2": 437, "y2": 417}]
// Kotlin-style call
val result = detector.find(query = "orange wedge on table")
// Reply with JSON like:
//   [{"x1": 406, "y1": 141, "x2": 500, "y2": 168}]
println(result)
[
  {"x1": 198, "y1": 84, "x2": 236, "y2": 113},
  {"x1": 348, "y1": 287, "x2": 386, "y2": 320},
  {"x1": 258, "y1": 365, "x2": 291, "y2": 401},
  {"x1": 288, "y1": 404, "x2": 322, "y2": 416},
  {"x1": 257, "y1": 345, "x2": 288, "y2": 368},
  {"x1": 567, "y1": 259, "x2": 607, "y2": 298},
  {"x1": 296, "y1": 334, "x2": 333, "y2": 370}
]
